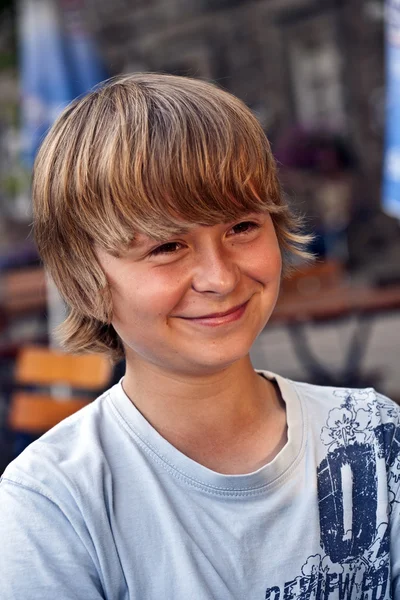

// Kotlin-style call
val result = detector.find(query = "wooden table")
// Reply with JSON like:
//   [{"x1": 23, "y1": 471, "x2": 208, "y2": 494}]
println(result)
[
  {"x1": 271, "y1": 281, "x2": 400, "y2": 324},
  {"x1": 269, "y1": 263, "x2": 400, "y2": 388}
]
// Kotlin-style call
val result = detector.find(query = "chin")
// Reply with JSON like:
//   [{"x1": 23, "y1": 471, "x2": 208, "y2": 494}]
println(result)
[
  {"x1": 182, "y1": 345, "x2": 252, "y2": 374},
  {"x1": 180, "y1": 360, "x2": 241, "y2": 378}
]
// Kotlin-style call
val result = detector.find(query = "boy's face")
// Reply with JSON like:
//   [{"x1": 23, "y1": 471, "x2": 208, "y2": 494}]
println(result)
[{"x1": 97, "y1": 212, "x2": 282, "y2": 376}]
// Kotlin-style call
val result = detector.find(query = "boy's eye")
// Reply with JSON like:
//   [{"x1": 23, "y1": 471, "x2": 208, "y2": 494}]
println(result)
[
  {"x1": 150, "y1": 242, "x2": 182, "y2": 256},
  {"x1": 229, "y1": 221, "x2": 260, "y2": 235}
]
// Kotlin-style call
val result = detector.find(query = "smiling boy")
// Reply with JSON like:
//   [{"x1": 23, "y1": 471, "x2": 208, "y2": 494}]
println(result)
[{"x1": 1, "y1": 73, "x2": 400, "y2": 599}]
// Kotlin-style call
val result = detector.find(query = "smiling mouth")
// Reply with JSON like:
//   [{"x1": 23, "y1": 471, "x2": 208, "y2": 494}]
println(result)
[{"x1": 179, "y1": 300, "x2": 250, "y2": 324}]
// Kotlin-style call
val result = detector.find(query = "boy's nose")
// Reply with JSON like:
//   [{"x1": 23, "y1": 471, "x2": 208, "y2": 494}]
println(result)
[{"x1": 191, "y1": 246, "x2": 239, "y2": 295}]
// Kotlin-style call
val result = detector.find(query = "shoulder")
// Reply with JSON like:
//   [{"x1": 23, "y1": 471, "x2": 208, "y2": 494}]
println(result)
[
  {"x1": 261, "y1": 369, "x2": 400, "y2": 432},
  {"x1": 290, "y1": 378, "x2": 400, "y2": 460},
  {"x1": 291, "y1": 377, "x2": 398, "y2": 419},
  {"x1": 1, "y1": 385, "x2": 118, "y2": 504}
]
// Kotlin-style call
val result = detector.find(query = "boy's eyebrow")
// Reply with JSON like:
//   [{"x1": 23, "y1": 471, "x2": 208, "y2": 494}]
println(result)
[{"x1": 128, "y1": 228, "x2": 192, "y2": 248}]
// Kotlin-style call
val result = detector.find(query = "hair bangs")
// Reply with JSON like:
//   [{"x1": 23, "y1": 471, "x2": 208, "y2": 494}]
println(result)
[{"x1": 77, "y1": 82, "x2": 286, "y2": 253}]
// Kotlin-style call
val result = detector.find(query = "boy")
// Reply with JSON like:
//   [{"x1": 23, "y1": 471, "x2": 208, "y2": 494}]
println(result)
[{"x1": 0, "y1": 73, "x2": 399, "y2": 599}]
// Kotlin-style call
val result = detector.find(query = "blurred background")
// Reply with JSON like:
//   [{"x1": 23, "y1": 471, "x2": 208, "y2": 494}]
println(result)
[{"x1": 1, "y1": 0, "x2": 400, "y2": 468}]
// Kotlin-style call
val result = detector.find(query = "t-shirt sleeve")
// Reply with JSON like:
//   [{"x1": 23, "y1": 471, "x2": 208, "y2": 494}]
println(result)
[
  {"x1": 390, "y1": 498, "x2": 400, "y2": 598},
  {"x1": 375, "y1": 392, "x2": 400, "y2": 596},
  {"x1": 0, "y1": 478, "x2": 105, "y2": 599}
]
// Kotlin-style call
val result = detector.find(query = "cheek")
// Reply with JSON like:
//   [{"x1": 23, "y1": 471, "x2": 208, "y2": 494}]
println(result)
[
  {"x1": 250, "y1": 243, "x2": 282, "y2": 283},
  {"x1": 271, "y1": 246, "x2": 283, "y2": 279},
  {"x1": 112, "y1": 270, "x2": 189, "y2": 321}
]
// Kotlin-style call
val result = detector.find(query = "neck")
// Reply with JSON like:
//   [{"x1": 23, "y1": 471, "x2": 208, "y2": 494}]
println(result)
[{"x1": 122, "y1": 355, "x2": 287, "y2": 474}]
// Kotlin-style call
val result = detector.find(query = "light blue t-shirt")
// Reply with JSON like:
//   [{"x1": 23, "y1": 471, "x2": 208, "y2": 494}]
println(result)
[{"x1": 1, "y1": 371, "x2": 400, "y2": 599}]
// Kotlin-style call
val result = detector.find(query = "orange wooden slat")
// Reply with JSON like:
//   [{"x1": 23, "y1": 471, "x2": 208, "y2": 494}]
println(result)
[
  {"x1": 8, "y1": 393, "x2": 90, "y2": 434},
  {"x1": 15, "y1": 346, "x2": 112, "y2": 389}
]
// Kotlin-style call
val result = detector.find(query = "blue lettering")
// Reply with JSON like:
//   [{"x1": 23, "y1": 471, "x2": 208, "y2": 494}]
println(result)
[
  {"x1": 338, "y1": 571, "x2": 357, "y2": 600},
  {"x1": 371, "y1": 566, "x2": 389, "y2": 600},
  {"x1": 297, "y1": 576, "x2": 312, "y2": 600},
  {"x1": 304, "y1": 571, "x2": 319, "y2": 600},
  {"x1": 323, "y1": 572, "x2": 338, "y2": 599},
  {"x1": 316, "y1": 570, "x2": 324, "y2": 599},
  {"x1": 283, "y1": 579, "x2": 296, "y2": 600},
  {"x1": 318, "y1": 444, "x2": 377, "y2": 563},
  {"x1": 265, "y1": 586, "x2": 280, "y2": 600}
]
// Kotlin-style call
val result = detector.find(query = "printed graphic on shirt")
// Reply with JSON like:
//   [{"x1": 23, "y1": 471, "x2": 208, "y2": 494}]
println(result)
[{"x1": 265, "y1": 389, "x2": 400, "y2": 600}]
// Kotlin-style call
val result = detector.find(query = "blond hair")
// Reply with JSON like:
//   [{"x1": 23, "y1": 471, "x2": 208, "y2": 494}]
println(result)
[{"x1": 33, "y1": 73, "x2": 312, "y2": 361}]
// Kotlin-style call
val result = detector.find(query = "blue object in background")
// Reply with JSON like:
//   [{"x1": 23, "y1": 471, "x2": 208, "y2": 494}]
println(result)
[
  {"x1": 16, "y1": 0, "x2": 107, "y2": 389},
  {"x1": 383, "y1": 0, "x2": 400, "y2": 220},
  {"x1": 19, "y1": 0, "x2": 107, "y2": 167}
]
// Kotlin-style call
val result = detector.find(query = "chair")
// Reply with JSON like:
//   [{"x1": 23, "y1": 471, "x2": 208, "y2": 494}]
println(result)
[{"x1": 8, "y1": 345, "x2": 113, "y2": 435}]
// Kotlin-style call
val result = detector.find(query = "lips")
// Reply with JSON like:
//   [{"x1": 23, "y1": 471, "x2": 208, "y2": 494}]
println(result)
[
  {"x1": 179, "y1": 300, "x2": 249, "y2": 322},
  {"x1": 190, "y1": 302, "x2": 248, "y2": 320}
]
